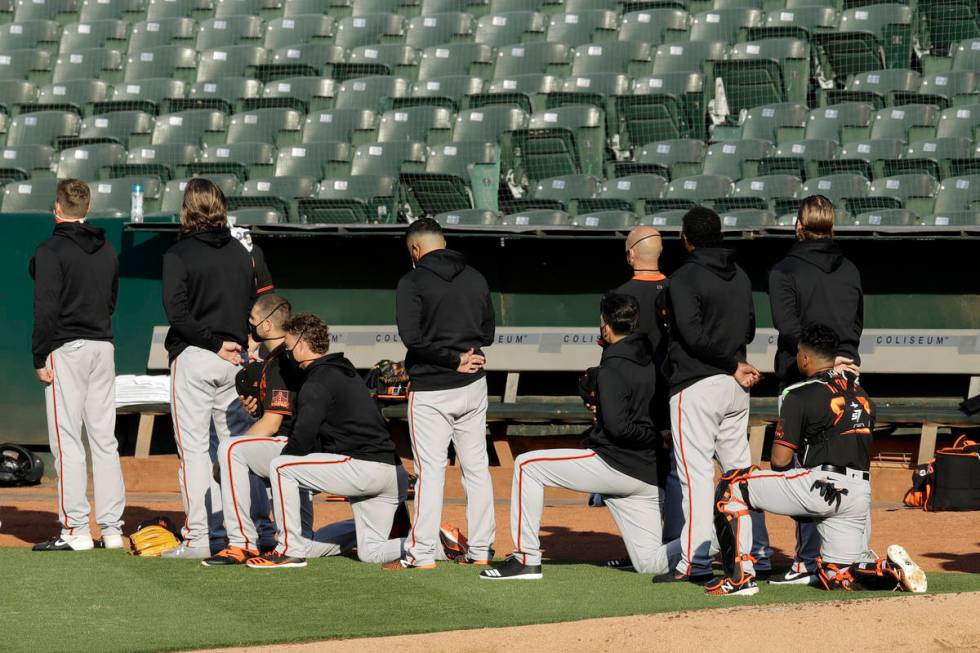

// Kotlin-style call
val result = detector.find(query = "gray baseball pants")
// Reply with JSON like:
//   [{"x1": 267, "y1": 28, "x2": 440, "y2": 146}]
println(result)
[
  {"x1": 405, "y1": 377, "x2": 494, "y2": 565},
  {"x1": 511, "y1": 448, "x2": 680, "y2": 572},
  {"x1": 670, "y1": 374, "x2": 771, "y2": 576},
  {"x1": 44, "y1": 340, "x2": 125, "y2": 538},
  {"x1": 170, "y1": 346, "x2": 239, "y2": 549}
]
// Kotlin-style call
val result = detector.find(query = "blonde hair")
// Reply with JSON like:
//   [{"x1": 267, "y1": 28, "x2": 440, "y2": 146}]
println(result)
[
  {"x1": 797, "y1": 195, "x2": 835, "y2": 239},
  {"x1": 180, "y1": 177, "x2": 227, "y2": 234},
  {"x1": 56, "y1": 178, "x2": 90, "y2": 218}
]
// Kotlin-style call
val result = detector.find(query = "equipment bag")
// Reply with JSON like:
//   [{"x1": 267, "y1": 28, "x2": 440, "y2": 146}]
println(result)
[{"x1": 930, "y1": 435, "x2": 980, "y2": 511}]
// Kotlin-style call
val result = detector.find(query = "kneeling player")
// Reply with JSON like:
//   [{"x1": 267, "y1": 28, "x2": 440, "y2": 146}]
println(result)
[
  {"x1": 480, "y1": 293, "x2": 679, "y2": 580},
  {"x1": 247, "y1": 313, "x2": 408, "y2": 569},
  {"x1": 708, "y1": 324, "x2": 926, "y2": 596}
]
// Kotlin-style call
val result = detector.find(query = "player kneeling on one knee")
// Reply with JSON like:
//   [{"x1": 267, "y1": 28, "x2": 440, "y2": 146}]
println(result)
[
  {"x1": 247, "y1": 314, "x2": 408, "y2": 569},
  {"x1": 481, "y1": 293, "x2": 678, "y2": 581},
  {"x1": 709, "y1": 323, "x2": 927, "y2": 596}
]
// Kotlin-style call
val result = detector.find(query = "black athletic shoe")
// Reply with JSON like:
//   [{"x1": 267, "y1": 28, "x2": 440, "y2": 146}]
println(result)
[
  {"x1": 480, "y1": 556, "x2": 543, "y2": 580},
  {"x1": 652, "y1": 571, "x2": 715, "y2": 585},
  {"x1": 604, "y1": 558, "x2": 634, "y2": 571},
  {"x1": 768, "y1": 569, "x2": 819, "y2": 586},
  {"x1": 32, "y1": 535, "x2": 94, "y2": 551}
]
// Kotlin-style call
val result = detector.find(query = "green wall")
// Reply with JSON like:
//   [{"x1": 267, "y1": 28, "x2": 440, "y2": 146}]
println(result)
[{"x1": 2, "y1": 215, "x2": 977, "y2": 445}]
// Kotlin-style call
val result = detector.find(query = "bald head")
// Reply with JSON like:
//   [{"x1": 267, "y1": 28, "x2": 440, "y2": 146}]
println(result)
[{"x1": 625, "y1": 226, "x2": 662, "y2": 271}]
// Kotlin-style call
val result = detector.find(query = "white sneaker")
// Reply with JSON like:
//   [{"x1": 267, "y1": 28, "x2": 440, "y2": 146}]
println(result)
[
  {"x1": 160, "y1": 544, "x2": 211, "y2": 559},
  {"x1": 32, "y1": 534, "x2": 95, "y2": 551},
  {"x1": 768, "y1": 569, "x2": 819, "y2": 586},
  {"x1": 887, "y1": 544, "x2": 928, "y2": 593},
  {"x1": 101, "y1": 534, "x2": 125, "y2": 550}
]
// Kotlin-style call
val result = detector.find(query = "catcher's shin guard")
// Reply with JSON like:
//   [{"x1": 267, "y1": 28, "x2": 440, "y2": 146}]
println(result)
[
  {"x1": 817, "y1": 558, "x2": 900, "y2": 591},
  {"x1": 714, "y1": 466, "x2": 756, "y2": 580}
]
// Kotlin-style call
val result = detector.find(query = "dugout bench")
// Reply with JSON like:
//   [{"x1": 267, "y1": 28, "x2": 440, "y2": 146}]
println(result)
[{"x1": 130, "y1": 326, "x2": 980, "y2": 465}]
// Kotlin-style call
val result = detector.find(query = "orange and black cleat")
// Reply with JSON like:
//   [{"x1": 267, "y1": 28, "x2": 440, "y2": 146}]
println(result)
[
  {"x1": 202, "y1": 546, "x2": 259, "y2": 567},
  {"x1": 246, "y1": 551, "x2": 307, "y2": 569},
  {"x1": 704, "y1": 575, "x2": 759, "y2": 597}
]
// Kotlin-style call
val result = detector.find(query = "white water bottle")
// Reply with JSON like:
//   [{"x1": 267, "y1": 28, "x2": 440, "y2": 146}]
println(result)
[{"x1": 131, "y1": 183, "x2": 144, "y2": 223}]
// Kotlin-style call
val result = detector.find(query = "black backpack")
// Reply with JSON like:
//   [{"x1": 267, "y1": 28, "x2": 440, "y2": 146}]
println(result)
[{"x1": 904, "y1": 435, "x2": 980, "y2": 511}]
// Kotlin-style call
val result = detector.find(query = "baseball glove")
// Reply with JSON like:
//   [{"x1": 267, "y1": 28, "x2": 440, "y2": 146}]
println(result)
[{"x1": 130, "y1": 516, "x2": 181, "y2": 557}]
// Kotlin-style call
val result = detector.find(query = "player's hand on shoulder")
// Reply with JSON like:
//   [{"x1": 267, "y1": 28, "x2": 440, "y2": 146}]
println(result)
[
  {"x1": 35, "y1": 367, "x2": 53, "y2": 385},
  {"x1": 833, "y1": 356, "x2": 860, "y2": 377},
  {"x1": 218, "y1": 341, "x2": 244, "y2": 365},
  {"x1": 734, "y1": 361, "x2": 762, "y2": 389}
]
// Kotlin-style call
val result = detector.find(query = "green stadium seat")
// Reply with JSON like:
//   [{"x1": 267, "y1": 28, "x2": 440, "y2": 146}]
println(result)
[
  {"x1": 151, "y1": 109, "x2": 226, "y2": 146},
  {"x1": 378, "y1": 106, "x2": 453, "y2": 144},
  {"x1": 689, "y1": 9, "x2": 763, "y2": 43},
  {"x1": 625, "y1": 72, "x2": 705, "y2": 144},
  {"x1": 196, "y1": 16, "x2": 263, "y2": 51},
  {"x1": 214, "y1": 0, "x2": 279, "y2": 18},
  {"x1": 481, "y1": 73, "x2": 558, "y2": 112},
  {"x1": 270, "y1": 42, "x2": 347, "y2": 75},
  {"x1": 922, "y1": 210, "x2": 980, "y2": 226},
  {"x1": 335, "y1": 75, "x2": 411, "y2": 111},
  {"x1": 489, "y1": 0, "x2": 548, "y2": 11},
  {"x1": 352, "y1": 0, "x2": 416, "y2": 16},
  {"x1": 160, "y1": 174, "x2": 240, "y2": 213},
  {"x1": 7, "y1": 110, "x2": 79, "y2": 147},
  {"x1": 128, "y1": 19, "x2": 197, "y2": 54},
  {"x1": 78, "y1": 0, "x2": 146, "y2": 22},
  {"x1": 0, "y1": 50, "x2": 51, "y2": 82},
  {"x1": 89, "y1": 176, "x2": 162, "y2": 215},
  {"x1": 300, "y1": 175, "x2": 397, "y2": 224},
  {"x1": 2, "y1": 177, "x2": 59, "y2": 212},
  {"x1": 0, "y1": 80, "x2": 37, "y2": 110},
  {"x1": 501, "y1": 209, "x2": 569, "y2": 226},
  {"x1": 619, "y1": 9, "x2": 690, "y2": 47},
  {"x1": 418, "y1": 43, "x2": 493, "y2": 80},
  {"x1": 0, "y1": 145, "x2": 55, "y2": 179},
  {"x1": 839, "y1": 3, "x2": 913, "y2": 69},
  {"x1": 760, "y1": 6, "x2": 836, "y2": 37},
  {"x1": 262, "y1": 77, "x2": 337, "y2": 111},
  {"x1": 869, "y1": 104, "x2": 941, "y2": 142},
  {"x1": 546, "y1": 10, "x2": 617, "y2": 47},
  {"x1": 264, "y1": 15, "x2": 335, "y2": 51},
  {"x1": 723, "y1": 37, "x2": 809, "y2": 109},
  {"x1": 664, "y1": 174, "x2": 733, "y2": 204},
  {"x1": 422, "y1": 0, "x2": 485, "y2": 13},
  {"x1": 843, "y1": 69, "x2": 921, "y2": 107},
  {"x1": 79, "y1": 110, "x2": 153, "y2": 147},
  {"x1": 702, "y1": 139, "x2": 773, "y2": 181},
  {"x1": 349, "y1": 44, "x2": 418, "y2": 80},
  {"x1": 952, "y1": 38, "x2": 980, "y2": 72},
  {"x1": 475, "y1": 12, "x2": 546, "y2": 48},
  {"x1": 0, "y1": 21, "x2": 60, "y2": 54},
  {"x1": 852, "y1": 208, "x2": 917, "y2": 226},
  {"x1": 919, "y1": 71, "x2": 980, "y2": 104},
  {"x1": 639, "y1": 209, "x2": 686, "y2": 227},
  {"x1": 526, "y1": 104, "x2": 604, "y2": 177},
  {"x1": 867, "y1": 173, "x2": 937, "y2": 215},
  {"x1": 275, "y1": 141, "x2": 352, "y2": 178},
  {"x1": 557, "y1": 73, "x2": 631, "y2": 102},
  {"x1": 125, "y1": 46, "x2": 198, "y2": 82},
  {"x1": 531, "y1": 173, "x2": 598, "y2": 208},
  {"x1": 571, "y1": 41, "x2": 653, "y2": 76},
  {"x1": 37, "y1": 79, "x2": 109, "y2": 111},
  {"x1": 283, "y1": 0, "x2": 330, "y2": 15},
  {"x1": 400, "y1": 170, "x2": 475, "y2": 218},
  {"x1": 126, "y1": 143, "x2": 200, "y2": 176},
  {"x1": 570, "y1": 210, "x2": 636, "y2": 228},
  {"x1": 652, "y1": 40, "x2": 727, "y2": 75},
  {"x1": 801, "y1": 173, "x2": 869, "y2": 205},
  {"x1": 146, "y1": 0, "x2": 213, "y2": 20},
  {"x1": 835, "y1": 138, "x2": 901, "y2": 178},
  {"x1": 435, "y1": 208, "x2": 500, "y2": 226},
  {"x1": 719, "y1": 208, "x2": 775, "y2": 229},
  {"x1": 197, "y1": 46, "x2": 268, "y2": 83},
  {"x1": 804, "y1": 103, "x2": 875, "y2": 144},
  {"x1": 452, "y1": 106, "x2": 527, "y2": 142},
  {"x1": 493, "y1": 42, "x2": 570, "y2": 78},
  {"x1": 935, "y1": 104, "x2": 980, "y2": 140},
  {"x1": 933, "y1": 174, "x2": 980, "y2": 213},
  {"x1": 59, "y1": 19, "x2": 128, "y2": 53},
  {"x1": 111, "y1": 79, "x2": 186, "y2": 109},
  {"x1": 303, "y1": 108, "x2": 378, "y2": 144},
  {"x1": 350, "y1": 140, "x2": 426, "y2": 176},
  {"x1": 228, "y1": 207, "x2": 285, "y2": 224},
  {"x1": 53, "y1": 48, "x2": 123, "y2": 83},
  {"x1": 56, "y1": 142, "x2": 126, "y2": 180},
  {"x1": 758, "y1": 139, "x2": 838, "y2": 180},
  {"x1": 405, "y1": 12, "x2": 475, "y2": 50},
  {"x1": 411, "y1": 75, "x2": 484, "y2": 108},
  {"x1": 903, "y1": 137, "x2": 974, "y2": 179},
  {"x1": 189, "y1": 77, "x2": 263, "y2": 108},
  {"x1": 225, "y1": 108, "x2": 303, "y2": 145},
  {"x1": 13, "y1": 0, "x2": 77, "y2": 22},
  {"x1": 236, "y1": 175, "x2": 316, "y2": 220},
  {"x1": 729, "y1": 174, "x2": 801, "y2": 212},
  {"x1": 577, "y1": 173, "x2": 666, "y2": 213},
  {"x1": 424, "y1": 141, "x2": 497, "y2": 178},
  {"x1": 636, "y1": 139, "x2": 707, "y2": 179},
  {"x1": 334, "y1": 13, "x2": 405, "y2": 50},
  {"x1": 195, "y1": 141, "x2": 275, "y2": 178}
]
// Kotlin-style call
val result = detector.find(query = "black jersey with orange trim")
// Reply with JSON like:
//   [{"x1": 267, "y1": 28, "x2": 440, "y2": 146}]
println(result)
[
  {"x1": 259, "y1": 344, "x2": 302, "y2": 436},
  {"x1": 774, "y1": 369, "x2": 875, "y2": 471},
  {"x1": 615, "y1": 273, "x2": 668, "y2": 355}
]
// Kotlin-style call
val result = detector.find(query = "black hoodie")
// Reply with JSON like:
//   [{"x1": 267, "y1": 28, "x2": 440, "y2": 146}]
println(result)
[
  {"x1": 162, "y1": 227, "x2": 255, "y2": 362},
  {"x1": 395, "y1": 248, "x2": 495, "y2": 391},
  {"x1": 769, "y1": 240, "x2": 863, "y2": 385},
  {"x1": 279, "y1": 353, "x2": 397, "y2": 464},
  {"x1": 665, "y1": 248, "x2": 755, "y2": 395},
  {"x1": 584, "y1": 333, "x2": 665, "y2": 486},
  {"x1": 30, "y1": 221, "x2": 119, "y2": 368}
]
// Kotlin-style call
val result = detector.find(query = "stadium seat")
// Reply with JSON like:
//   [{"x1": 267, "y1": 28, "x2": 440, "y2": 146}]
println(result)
[
  {"x1": 7, "y1": 110, "x2": 79, "y2": 147},
  {"x1": 759, "y1": 6, "x2": 836, "y2": 37},
  {"x1": 2, "y1": 177, "x2": 60, "y2": 212},
  {"x1": 453, "y1": 106, "x2": 527, "y2": 142},
  {"x1": 13, "y1": 0, "x2": 78, "y2": 22},
  {"x1": 195, "y1": 142, "x2": 276, "y2": 179},
  {"x1": 933, "y1": 174, "x2": 980, "y2": 213},
  {"x1": 639, "y1": 209, "x2": 687, "y2": 227},
  {"x1": 919, "y1": 71, "x2": 980, "y2": 104},
  {"x1": 303, "y1": 108, "x2": 378, "y2": 145},
  {"x1": 702, "y1": 139, "x2": 772, "y2": 181},
  {"x1": 0, "y1": 80, "x2": 38, "y2": 111},
  {"x1": 37, "y1": 79, "x2": 109, "y2": 111},
  {"x1": 213, "y1": 0, "x2": 279, "y2": 18},
  {"x1": 852, "y1": 208, "x2": 918, "y2": 226},
  {"x1": 411, "y1": 75, "x2": 485, "y2": 109},
  {"x1": 758, "y1": 139, "x2": 838, "y2": 180},
  {"x1": 89, "y1": 176, "x2": 162, "y2": 216},
  {"x1": 335, "y1": 76, "x2": 411, "y2": 111},
  {"x1": 501, "y1": 209, "x2": 568, "y2": 226},
  {"x1": 350, "y1": 141, "x2": 426, "y2": 176},
  {"x1": 689, "y1": 8, "x2": 763, "y2": 43},
  {"x1": 160, "y1": 174, "x2": 241, "y2": 214},
  {"x1": 125, "y1": 46, "x2": 198, "y2": 82},
  {"x1": 146, "y1": 0, "x2": 214, "y2": 21},
  {"x1": 151, "y1": 109, "x2": 226, "y2": 146},
  {"x1": 869, "y1": 105, "x2": 941, "y2": 143},
  {"x1": 405, "y1": 12, "x2": 474, "y2": 50},
  {"x1": 903, "y1": 137, "x2": 975, "y2": 179},
  {"x1": 838, "y1": 3, "x2": 913, "y2": 70},
  {"x1": 546, "y1": 10, "x2": 617, "y2": 47},
  {"x1": 262, "y1": 77, "x2": 337, "y2": 111},
  {"x1": 720, "y1": 38, "x2": 809, "y2": 112},
  {"x1": 577, "y1": 174, "x2": 667, "y2": 214},
  {"x1": 920, "y1": 1, "x2": 980, "y2": 57},
  {"x1": 79, "y1": 0, "x2": 146, "y2": 22},
  {"x1": 226, "y1": 108, "x2": 303, "y2": 146},
  {"x1": 418, "y1": 43, "x2": 493, "y2": 80},
  {"x1": 841, "y1": 69, "x2": 921, "y2": 107},
  {"x1": 424, "y1": 141, "x2": 497, "y2": 179},
  {"x1": 921, "y1": 210, "x2": 980, "y2": 226},
  {"x1": 435, "y1": 208, "x2": 500, "y2": 226},
  {"x1": 837, "y1": 138, "x2": 903, "y2": 178},
  {"x1": 569, "y1": 210, "x2": 636, "y2": 229},
  {"x1": 801, "y1": 173, "x2": 869, "y2": 205},
  {"x1": 378, "y1": 106, "x2": 453, "y2": 144},
  {"x1": 422, "y1": 0, "x2": 484, "y2": 13},
  {"x1": 0, "y1": 50, "x2": 51, "y2": 82},
  {"x1": 0, "y1": 145, "x2": 55, "y2": 180},
  {"x1": 228, "y1": 207, "x2": 285, "y2": 225},
  {"x1": 636, "y1": 139, "x2": 707, "y2": 179},
  {"x1": 728, "y1": 174, "x2": 801, "y2": 212},
  {"x1": 493, "y1": 42, "x2": 570, "y2": 79},
  {"x1": 652, "y1": 41, "x2": 727, "y2": 76},
  {"x1": 197, "y1": 46, "x2": 267, "y2": 83},
  {"x1": 275, "y1": 142, "x2": 352, "y2": 178},
  {"x1": 625, "y1": 71, "x2": 706, "y2": 144},
  {"x1": 264, "y1": 15, "x2": 335, "y2": 51},
  {"x1": 619, "y1": 9, "x2": 690, "y2": 47},
  {"x1": 719, "y1": 208, "x2": 775, "y2": 229},
  {"x1": 867, "y1": 174, "x2": 938, "y2": 215},
  {"x1": 952, "y1": 38, "x2": 980, "y2": 72},
  {"x1": 112, "y1": 79, "x2": 187, "y2": 107},
  {"x1": 300, "y1": 175, "x2": 398, "y2": 224},
  {"x1": 53, "y1": 48, "x2": 123, "y2": 84},
  {"x1": 0, "y1": 20, "x2": 60, "y2": 54},
  {"x1": 236, "y1": 175, "x2": 317, "y2": 220},
  {"x1": 530, "y1": 173, "x2": 598, "y2": 209},
  {"x1": 475, "y1": 12, "x2": 546, "y2": 48},
  {"x1": 480, "y1": 73, "x2": 558, "y2": 113},
  {"x1": 334, "y1": 13, "x2": 405, "y2": 50},
  {"x1": 128, "y1": 18, "x2": 198, "y2": 54},
  {"x1": 935, "y1": 104, "x2": 980, "y2": 141},
  {"x1": 126, "y1": 143, "x2": 201, "y2": 177},
  {"x1": 187, "y1": 78, "x2": 263, "y2": 112},
  {"x1": 804, "y1": 103, "x2": 875, "y2": 144},
  {"x1": 348, "y1": 44, "x2": 418, "y2": 80},
  {"x1": 79, "y1": 110, "x2": 154, "y2": 147},
  {"x1": 60, "y1": 19, "x2": 128, "y2": 53},
  {"x1": 527, "y1": 105, "x2": 605, "y2": 177},
  {"x1": 557, "y1": 72, "x2": 631, "y2": 101},
  {"x1": 56, "y1": 142, "x2": 126, "y2": 180},
  {"x1": 270, "y1": 43, "x2": 347, "y2": 77},
  {"x1": 570, "y1": 41, "x2": 652, "y2": 77},
  {"x1": 664, "y1": 174, "x2": 732, "y2": 205}
]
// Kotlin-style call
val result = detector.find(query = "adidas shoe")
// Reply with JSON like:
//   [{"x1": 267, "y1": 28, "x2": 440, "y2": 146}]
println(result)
[
  {"x1": 605, "y1": 558, "x2": 634, "y2": 571},
  {"x1": 480, "y1": 556, "x2": 542, "y2": 581},
  {"x1": 887, "y1": 545, "x2": 927, "y2": 593},
  {"x1": 705, "y1": 575, "x2": 759, "y2": 597}
]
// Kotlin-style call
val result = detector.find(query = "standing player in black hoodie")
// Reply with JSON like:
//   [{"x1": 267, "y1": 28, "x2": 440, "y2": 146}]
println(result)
[
  {"x1": 766, "y1": 195, "x2": 865, "y2": 586},
  {"x1": 391, "y1": 218, "x2": 496, "y2": 569},
  {"x1": 480, "y1": 294, "x2": 679, "y2": 580},
  {"x1": 31, "y1": 179, "x2": 126, "y2": 552},
  {"x1": 161, "y1": 179, "x2": 255, "y2": 559},
  {"x1": 658, "y1": 207, "x2": 771, "y2": 585}
]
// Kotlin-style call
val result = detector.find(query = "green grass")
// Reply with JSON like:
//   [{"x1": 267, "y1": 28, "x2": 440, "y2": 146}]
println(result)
[{"x1": 2, "y1": 549, "x2": 978, "y2": 653}]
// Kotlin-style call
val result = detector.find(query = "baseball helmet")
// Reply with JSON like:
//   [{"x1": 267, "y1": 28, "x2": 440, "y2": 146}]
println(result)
[{"x1": 0, "y1": 443, "x2": 44, "y2": 486}]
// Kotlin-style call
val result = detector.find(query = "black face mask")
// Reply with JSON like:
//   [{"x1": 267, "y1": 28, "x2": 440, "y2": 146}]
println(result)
[{"x1": 249, "y1": 301, "x2": 290, "y2": 342}]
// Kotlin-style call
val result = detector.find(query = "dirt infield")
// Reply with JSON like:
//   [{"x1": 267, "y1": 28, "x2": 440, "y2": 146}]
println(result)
[{"x1": 195, "y1": 592, "x2": 980, "y2": 653}]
